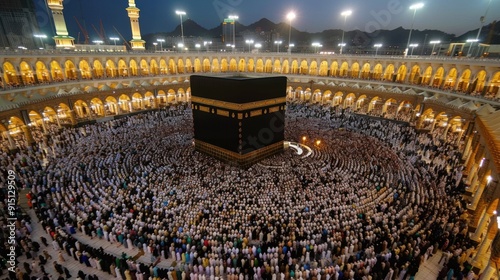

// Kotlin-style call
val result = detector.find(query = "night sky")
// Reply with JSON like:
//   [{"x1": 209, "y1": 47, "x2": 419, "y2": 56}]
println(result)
[{"x1": 34, "y1": 0, "x2": 500, "y2": 41}]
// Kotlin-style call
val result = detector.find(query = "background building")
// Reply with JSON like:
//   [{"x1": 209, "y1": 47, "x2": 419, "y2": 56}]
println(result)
[{"x1": 0, "y1": 0, "x2": 42, "y2": 50}]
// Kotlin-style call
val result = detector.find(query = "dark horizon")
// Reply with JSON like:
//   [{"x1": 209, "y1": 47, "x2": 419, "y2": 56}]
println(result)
[{"x1": 31, "y1": 0, "x2": 500, "y2": 46}]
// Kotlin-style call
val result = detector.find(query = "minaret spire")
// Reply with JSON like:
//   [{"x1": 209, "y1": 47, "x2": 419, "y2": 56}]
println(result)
[
  {"x1": 126, "y1": 0, "x2": 145, "y2": 50},
  {"x1": 46, "y1": 0, "x2": 75, "y2": 49}
]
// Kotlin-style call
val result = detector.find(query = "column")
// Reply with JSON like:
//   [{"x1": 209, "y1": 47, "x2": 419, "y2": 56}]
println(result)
[
  {"x1": 479, "y1": 261, "x2": 495, "y2": 280},
  {"x1": 472, "y1": 213, "x2": 494, "y2": 241},
  {"x1": 442, "y1": 123, "x2": 451, "y2": 140},
  {"x1": 3, "y1": 131, "x2": 16, "y2": 150},
  {"x1": 67, "y1": 110, "x2": 76, "y2": 125},
  {"x1": 470, "y1": 183, "x2": 486, "y2": 210},
  {"x1": 21, "y1": 126, "x2": 34, "y2": 145}
]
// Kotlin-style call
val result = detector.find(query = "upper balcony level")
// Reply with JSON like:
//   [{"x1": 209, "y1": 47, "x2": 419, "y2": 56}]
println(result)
[{"x1": 1, "y1": 51, "x2": 499, "y2": 112}]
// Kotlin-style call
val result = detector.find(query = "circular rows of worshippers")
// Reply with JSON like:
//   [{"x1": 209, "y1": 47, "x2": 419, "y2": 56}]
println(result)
[{"x1": 1, "y1": 102, "x2": 476, "y2": 279}]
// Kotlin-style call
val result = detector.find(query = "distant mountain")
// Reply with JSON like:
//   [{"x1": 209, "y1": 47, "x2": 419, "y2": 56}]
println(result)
[{"x1": 143, "y1": 17, "x2": 500, "y2": 48}]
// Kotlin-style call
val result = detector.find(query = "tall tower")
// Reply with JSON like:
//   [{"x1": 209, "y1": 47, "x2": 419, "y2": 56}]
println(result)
[
  {"x1": 46, "y1": 0, "x2": 75, "y2": 49},
  {"x1": 126, "y1": 0, "x2": 145, "y2": 50}
]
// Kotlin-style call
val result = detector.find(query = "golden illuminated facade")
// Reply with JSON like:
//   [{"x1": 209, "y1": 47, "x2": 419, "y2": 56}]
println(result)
[
  {"x1": 1, "y1": 52, "x2": 500, "y2": 278},
  {"x1": 46, "y1": 0, "x2": 74, "y2": 49}
]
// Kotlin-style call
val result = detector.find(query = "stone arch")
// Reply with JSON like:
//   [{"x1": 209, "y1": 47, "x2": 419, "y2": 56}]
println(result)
[
  {"x1": 488, "y1": 71, "x2": 500, "y2": 97},
  {"x1": 139, "y1": 59, "x2": 149, "y2": 75},
  {"x1": 373, "y1": 63, "x2": 383, "y2": 80},
  {"x1": 209, "y1": 59, "x2": 218, "y2": 73},
  {"x1": 396, "y1": 65, "x2": 407, "y2": 82},
  {"x1": 339, "y1": 62, "x2": 349, "y2": 76},
  {"x1": 397, "y1": 101, "x2": 414, "y2": 121},
  {"x1": 229, "y1": 58, "x2": 237, "y2": 72},
  {"x1": 309, "y1": 61, "x2": 318, "y2": 76},
  {"x1": 157, "y1": 90, "x2": 167, "y2": 106},
  {"x1": 90, "y1": 97, "x2": 105, "y2": 117},
  {"x1": 28, "y1": 110, "x2": 43, "y2": 128},
  {"x1": 193, "y1": 58, "x2": 202, "y2": 73},
  {"x1": 356, "y1": 95, "x2": 367, "y2": 111},
  {"x1": 247, "y1": 59, "x2": 255, "y2": 72},
  {"x1": 129, "y1": 59, "x2": 138, "y2": 76},
  {"x1": 19, "y1": 61, "x2": 35, "y2": 85},
  {"x1": 2, "y1": 61, "x2": 19, "y2": 86},
  {"x1": 73, "y1": 100, "x2": 90, "y2": 119},
  {"x1": 383, "y1": 64, "x2": 394, "y2": 81},
  {"x1": 118, "y1": 59, "x2": 128, "y2": 77},
  {"x1": 169, "y1": 59, "x2": 177, "y2": 74},
  {"x1": 330, "y1": 61, "x2": 339, "y2": 76},
  {"x1": 159, "y1": 59, "x2": 168, "y2": 74},
  {"x1": 443, "y1": 68, "x2": 458, "y2": 89},
  {"x1": 177, "y1": 59, "x2": 185, "y2": 73},
  {"x1": 409, "y1": 65, "x2": 421, "y2": 84},
  {"x1": 131, "y1": 92, "x2": 143, "y2": 110},
  {"x1": 344, "y1": 92, "x2": 356, "y2": 108},
  {"x1": 432, "y1": 67, "x2": 445, "y2": 87},
  {"x1": 368, "y1": 96, "x2": 383, "y2": 114},
  {"x1": 256, "y1": 59, "x2": 264, "y2": 73},
  {"x1": 105, "y1": 96, "x2": 118, "y2": 115},
  {"x1": 273, "y1": 59, "x2": 281, "y2": 73},
  {"x1": 144, "y1": 91, "x2": 155, "y2": 108},
  {"x1": 35, "y1": 61, "x2": 50, "y2": 83},
  {"x1": 185, "y1": 59, "x2": 193, "y2": 73},
  {"x1": 7, "y1": 116, "x2": 26, "y2": 136},
  {"x1": 322, "y1": 90, "x2": 333, "y2": 104},
  {"x1": 300, "y1": 60, "x2": 308, "y2": 75},
  {"x1": 201, "y1": 58, "x2": 210, "y2": 72},
  {"x1": 106, "y1": 59, "x2": 117, "y2": 77},
  {"x1": 167, "y1": 89, "x2": 176, "y2": 103},
  {"x1": 457, "y1": 69, "x2": 472, "y2": 92},
  {"x1": 291, "y1": 60, "x2": 299, "y2": 74},
  {"x1": 93, "y1": 60, "x2": 104, "y2": 78},
  {"x1": 50, "y1": 60, "x2": 64, "y2": 81},
  {"x1": 118, "y1": 94, "x2": 131, "y2": 113},
  {"x1": 383, "y1": 98, "x2": 398, "y2": 117},
  {"x1": 264, "y1": 59, "x2": 272, "y2": 73},
  {"x1": 351, "y1": 62, "x2": 360, "y2": 78},
  {"x1": 64, "y1": 60, "x2": 77, "y2": 80},
  {"x1": 319, "y1": 61, "x2": 328, "y2": 76},
  {"x1": 56, "y1": 103, "x2": 72, "y2": 124},
  {"x1": 42, "y1": 106, "x2": 59, "y2": 125},
  {"x1": 150, "y1": 59, "x2": 159, "y2": 75},
  {"x1": 238, "y1": 59, "x2": 246, "y2": 72},
  {"x1": 360, "y1": 63, "x2": 370, "y2": 79},
  {"x1": 220, "y1": 59, "x2": 228, "y2": 72},
  {"x1": 312, "y1": 89, "x2": 322, "y2": 103},
  {"x1": 474, "y1": 70, "x2": 487, "y2": 94},
  {"x1": 79, "y1": 60, "x2": 92, "y2": 80},
  {"x1": 282, "y1": 60, "x2": 290, "y2": 74},
  {"x1": 422, "y1": 66, "x2": 433, "y2": 85},
  {"x1": 332, "y1": 91, "x2": 343, "y2": 106}
]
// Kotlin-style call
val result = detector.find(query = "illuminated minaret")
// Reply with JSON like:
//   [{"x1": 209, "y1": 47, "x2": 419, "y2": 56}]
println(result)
[
  {"x1": 46, "y1": 0, "x2": 75, "y2": 49},
  {"x1": 126, "y1": 0, "x2": 145, "y2": 50}
]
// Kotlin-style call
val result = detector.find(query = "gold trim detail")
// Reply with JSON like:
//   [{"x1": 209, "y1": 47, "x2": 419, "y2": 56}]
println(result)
[
  {"x1": 195, "y1": 139, "x2": 284, "y2": 167},
  {"x1": 217, "y1": 109, "x2": 230, "y2": 117},
  {"x1": 199, "y1": 105, "x2": 210, "y2": 113},
  {"x1": 269, "y1": 106, "x2": 280, "y2": 113},
  {"x1": 191, "y1": 96, "x2": 286, "y2": 111},
  {"x1": 250, "y1": 109, "x2": 262, "y2": 117}
]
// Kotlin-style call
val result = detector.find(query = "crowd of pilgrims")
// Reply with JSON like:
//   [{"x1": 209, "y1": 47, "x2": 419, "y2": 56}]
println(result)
[{"x1": 1, "y1": 102, "x2": 478, "y2": 280}]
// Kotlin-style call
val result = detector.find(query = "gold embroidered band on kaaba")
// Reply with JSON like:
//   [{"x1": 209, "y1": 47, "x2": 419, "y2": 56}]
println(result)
[{"x1": 191, "y1": 96, "x2": 286, "y2": 111}]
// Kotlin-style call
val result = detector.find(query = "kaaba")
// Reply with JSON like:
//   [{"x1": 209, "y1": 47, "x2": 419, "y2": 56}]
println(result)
[{"x1": 190, "y1": 75, "x2": 287, "y2": 167}]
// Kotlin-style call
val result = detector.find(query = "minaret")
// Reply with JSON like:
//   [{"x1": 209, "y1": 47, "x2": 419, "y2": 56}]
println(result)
[
  {"x1": 126, "y1": 0, "x2": 145, "y2": 50},
  {"x1": 46, "y1": 0, "x2": 75, "y2": 49}
]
